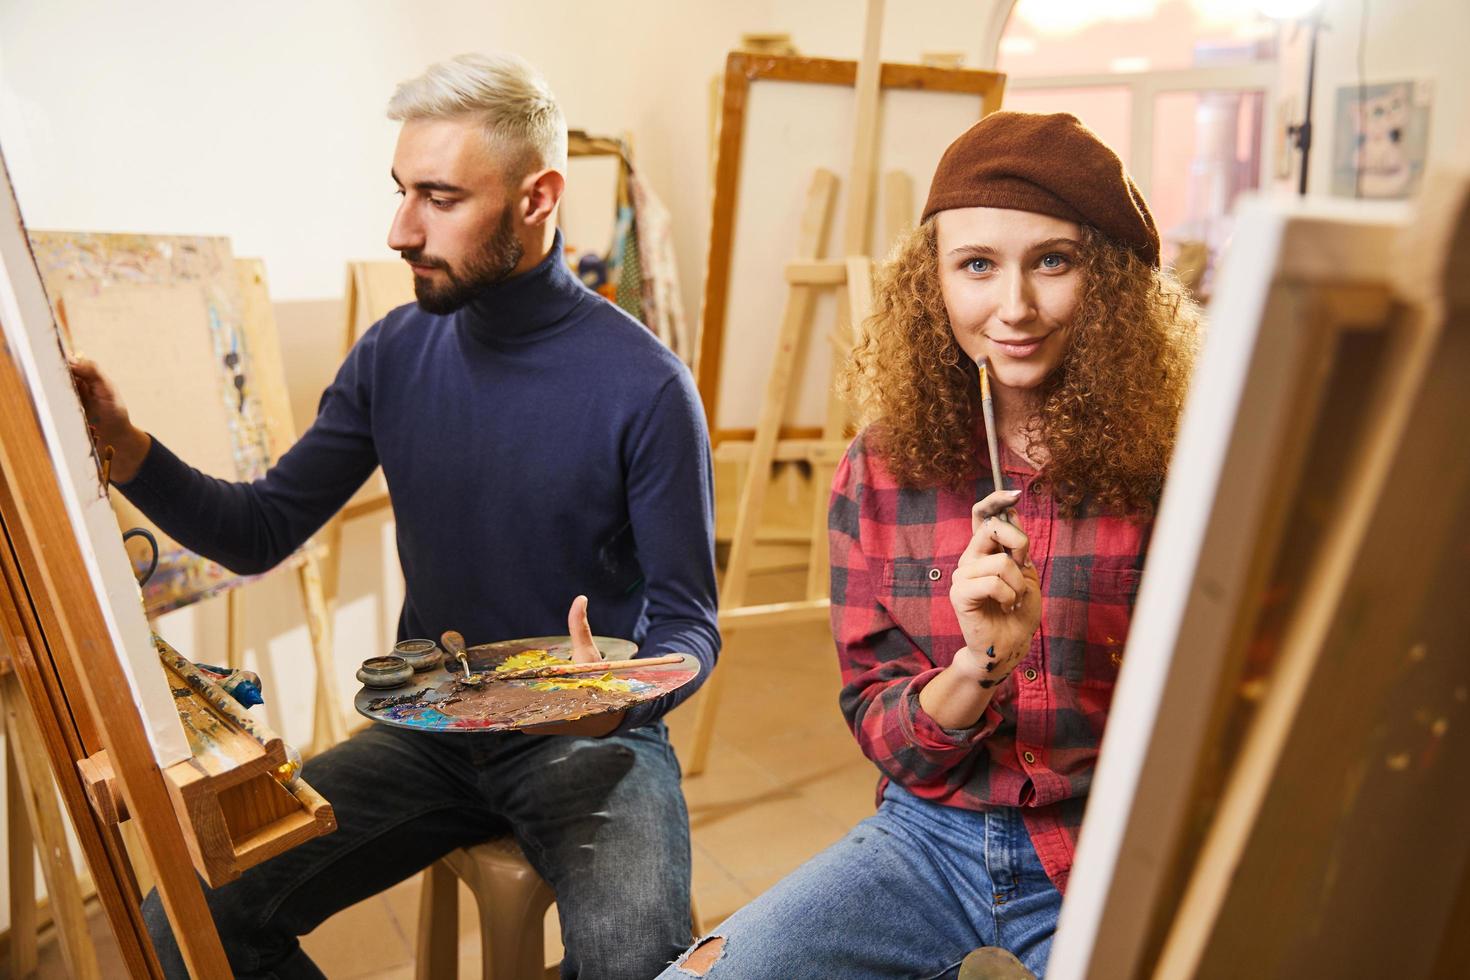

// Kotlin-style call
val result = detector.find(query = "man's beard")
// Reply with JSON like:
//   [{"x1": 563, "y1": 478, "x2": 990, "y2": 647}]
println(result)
[{"x1": 403, "y1": 206, "x2": 525, "y2": 315}]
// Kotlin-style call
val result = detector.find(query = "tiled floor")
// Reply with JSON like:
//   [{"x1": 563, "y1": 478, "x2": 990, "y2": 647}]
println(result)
[{"x1": 39, "y1": 563, "x2": 878, "y2": 977}]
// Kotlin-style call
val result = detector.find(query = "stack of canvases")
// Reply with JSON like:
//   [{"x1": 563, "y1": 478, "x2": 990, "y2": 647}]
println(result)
[{"x1": 575, "y1": 150, "x2": 691, "y2": 364}]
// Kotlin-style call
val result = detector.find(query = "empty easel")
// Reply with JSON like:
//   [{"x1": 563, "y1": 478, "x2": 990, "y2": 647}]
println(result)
[{"x1": 688, "y1": 1, "x2": 1004, "y2": 775}]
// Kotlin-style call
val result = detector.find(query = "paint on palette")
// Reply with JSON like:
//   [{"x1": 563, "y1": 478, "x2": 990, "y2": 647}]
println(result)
[{"x1": 354, "y1": 639, "x2": 699, "y2": 733}]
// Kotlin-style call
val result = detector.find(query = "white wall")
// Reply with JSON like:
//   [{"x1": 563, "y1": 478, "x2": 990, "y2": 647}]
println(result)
[{"x1": 0, "y1": 0, "x2": 1011, "y2": 313}]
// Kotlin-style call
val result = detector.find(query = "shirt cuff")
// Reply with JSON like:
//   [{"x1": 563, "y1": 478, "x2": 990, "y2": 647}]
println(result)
[
  {"x1": 901, "y1": 666, "x2": 1003, "y2": 749},
  {"x1": 114, "y1": 433, "x2": 175, "y2": 492},
  {"x1": 113, "y1": 435, "x2": 192, "y2": 516}
]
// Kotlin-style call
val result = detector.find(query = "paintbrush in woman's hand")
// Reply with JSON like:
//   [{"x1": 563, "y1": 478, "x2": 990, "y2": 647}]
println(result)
[{"x1": 976, "y1": 357, "x2": 1017, "y2": 526}]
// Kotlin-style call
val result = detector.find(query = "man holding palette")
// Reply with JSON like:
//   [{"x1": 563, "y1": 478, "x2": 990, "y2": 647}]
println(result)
[{"x1": 72, "y1": 51, "x2": 719, "y2": 980}]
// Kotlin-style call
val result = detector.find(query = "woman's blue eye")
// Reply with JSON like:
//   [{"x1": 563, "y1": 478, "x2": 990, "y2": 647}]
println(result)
[
  {"x1": 965, "y1": 257, "x2": 992, "y2": 274},
  {"x1": 1040, "y1": 253, "x2": 1068, "y2": 270}
]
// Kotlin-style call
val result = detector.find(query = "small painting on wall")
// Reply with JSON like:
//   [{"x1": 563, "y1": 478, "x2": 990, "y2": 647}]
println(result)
[{"x1": 1331, "y1": 79, "x2": 1431, "y2": 199}]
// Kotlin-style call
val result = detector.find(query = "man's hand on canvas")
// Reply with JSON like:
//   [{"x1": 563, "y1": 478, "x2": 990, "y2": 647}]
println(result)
[{"x1": 68, "y1": 356, "x2": 151, "y2": 483}]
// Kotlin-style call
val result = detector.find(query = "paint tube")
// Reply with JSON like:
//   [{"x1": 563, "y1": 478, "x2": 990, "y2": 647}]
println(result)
[
  {"x1": 194, "y1": 663, "x2": 265, "y2": 708},
  {"x1": 275, "y1": 743, "x2": 303, "y2": 788}
]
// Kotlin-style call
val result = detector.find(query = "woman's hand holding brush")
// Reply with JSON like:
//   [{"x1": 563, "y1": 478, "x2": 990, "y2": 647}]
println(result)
[
  {"x1": 950, "y1": 490, "x2": 1041, "y2": 683},
  {"x1": 919, "y1": 489, "x2": 1042, "y2": 731}
]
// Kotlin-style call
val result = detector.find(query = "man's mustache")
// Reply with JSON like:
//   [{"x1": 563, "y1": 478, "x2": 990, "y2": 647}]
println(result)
[{"x1": 399, "y1": 250, "x2": 450, "y2": 271}]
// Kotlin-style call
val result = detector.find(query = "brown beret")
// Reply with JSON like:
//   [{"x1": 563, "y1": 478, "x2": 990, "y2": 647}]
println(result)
[{"x1": 922, "y1": 111, "x2": 1160, "y2": 268}]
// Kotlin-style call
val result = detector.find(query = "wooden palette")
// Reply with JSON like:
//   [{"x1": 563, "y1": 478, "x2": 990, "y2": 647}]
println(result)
[{"x1": 353, "y1": 635, "x2": 699, "y2": 732}]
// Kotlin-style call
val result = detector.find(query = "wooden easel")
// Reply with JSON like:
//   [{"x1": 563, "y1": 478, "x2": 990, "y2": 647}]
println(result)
[
  {"x1": 230, "y1": 257, "x2": 347, "y2": 757},
  {"x1": 316, "y1": 260, "x2": 412, "y2": 623},
  {"x1": 0, "y1": 154, "x2": 336, "y2": 977},
  {"x1": 683, "y1": 0, "x2": 887, "y2": 778},
  {"x1": 2, "y1": 646, "x2": 101, "y2": 978},
  {"x1": 686, "y1": 3, "x2": 1004, "y2": 775}
]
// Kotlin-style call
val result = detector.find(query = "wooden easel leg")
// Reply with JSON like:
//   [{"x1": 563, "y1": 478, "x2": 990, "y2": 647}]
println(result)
[
  {"x1": 2, "y1": 675, "x2": 102, "y2": 980},
  {"x1": 319, "y1": 515, "x2": 345, "y2": 611},
  {"x1": 807, "y1": 256, "x2": 877, "y2": 600},
  {"x1": 226, "y1": 588, "x2": 245, "y2": 671},
  {"x1": 882, "y1": 171, "x2": 914, "y2": 251},
  {"x1": 686, "y1": 669, "x2": 726, "y2": 778},
  {"x1": 297, "y1": 555, "x2": 347, "y2": 757},
  {"x1": 803, "y1": 0, "x2": 884, "y2": 599},
  {"x1": 7, "y1": 719, "x2": 38, "y2": 978},
  {"x1": 118, "y1": 819, "x2": 155, "y2": 903},
  {"x1": 686, "y1": 170, "x2": 839, "y2": 777}
]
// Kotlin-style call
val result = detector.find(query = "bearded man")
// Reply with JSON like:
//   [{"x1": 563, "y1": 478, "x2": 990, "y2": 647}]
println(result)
[{"x1": 73, "y1": 52, "x2": 718, "y2": 980}]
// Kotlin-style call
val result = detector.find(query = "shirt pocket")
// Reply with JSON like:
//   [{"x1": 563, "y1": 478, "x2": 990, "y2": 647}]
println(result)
[
  {"x1": 879, "y1": 554, "x2": 964, "y2": 661},
  {"x1": 1078, "y1": 565, "x2": 1142, "y2": 688}
]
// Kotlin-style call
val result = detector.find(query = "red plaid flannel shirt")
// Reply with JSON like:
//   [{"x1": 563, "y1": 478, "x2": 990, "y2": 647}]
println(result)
[{"x1": 829, "y1": 429, "x2": 1151, "y2": 892}]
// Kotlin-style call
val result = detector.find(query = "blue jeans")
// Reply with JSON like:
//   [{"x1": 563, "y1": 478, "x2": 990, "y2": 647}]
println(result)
[
  {"x1": 143, "y1": 721, "x2": 691, "y2": 980},
  {"x1": 658, "y1": 782, "x2": 1061, "y2": 979}
]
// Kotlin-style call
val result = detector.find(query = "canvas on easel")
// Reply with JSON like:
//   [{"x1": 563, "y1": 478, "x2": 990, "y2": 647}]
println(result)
[
  {"x1": 27, "y1": 230, "x2": 348, "y2": 755},
  {"x1": 1048, "y1": 177, "x2": 1470, "y2": 978},
  {"x1": 0, "y1": 155, "x2": 234, "y2": 977},
  {"x1": 29, "y1": 232, "x2": 272, "y2": 614}
]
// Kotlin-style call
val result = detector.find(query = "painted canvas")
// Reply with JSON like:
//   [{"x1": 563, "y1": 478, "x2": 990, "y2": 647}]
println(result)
[
  {"x1": 1331, "y1": 80, "x2": 1432, "y2": 199},
  {"x1": 0, "y1": 174, "x2": 190, "y2": 765},
  {"x1": 28, "y1": 232, "x2": 280, "y2": 614}
]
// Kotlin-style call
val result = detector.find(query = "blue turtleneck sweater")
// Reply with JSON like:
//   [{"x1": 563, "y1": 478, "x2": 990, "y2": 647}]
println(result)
[{"x1": 119, "y1": 235, "x2": 719, "y2": 732}]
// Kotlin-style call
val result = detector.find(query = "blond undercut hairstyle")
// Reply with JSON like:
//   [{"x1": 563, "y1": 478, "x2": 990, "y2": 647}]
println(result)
[{"x1": 387, "y1": 52, "x2": 568, "y2": 179}]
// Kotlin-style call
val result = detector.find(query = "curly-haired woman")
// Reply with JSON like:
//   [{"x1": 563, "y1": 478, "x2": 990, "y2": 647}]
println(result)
[{"x1": 658, "y1": 113, "x2": 1200, "y2": 979}]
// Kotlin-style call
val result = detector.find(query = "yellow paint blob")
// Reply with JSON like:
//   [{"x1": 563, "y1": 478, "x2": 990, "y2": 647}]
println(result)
[{"x1": 495, "y1": 650, "x2": 634, "y2": 693}]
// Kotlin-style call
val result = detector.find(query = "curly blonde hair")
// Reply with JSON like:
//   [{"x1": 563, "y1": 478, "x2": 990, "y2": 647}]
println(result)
[{"x1": 842, "y1": 219, "x2": 1201, "y2": 517}]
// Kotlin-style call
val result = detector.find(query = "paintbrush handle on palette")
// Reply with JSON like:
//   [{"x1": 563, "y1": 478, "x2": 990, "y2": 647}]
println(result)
[
  {"x1": 487, "y1": 654, "x2": 686, "y2": 682},
  {"x1": 440, "y1": 630, "x2": 471, "y2": 679}
]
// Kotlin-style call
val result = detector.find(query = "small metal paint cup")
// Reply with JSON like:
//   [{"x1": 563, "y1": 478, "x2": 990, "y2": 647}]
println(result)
[
  {"x1": 393, "y1": 639, "x2": 442, "y2": 672},
  {"x1": 357, "y1": 655, "x2": 414, "y2": 689}
]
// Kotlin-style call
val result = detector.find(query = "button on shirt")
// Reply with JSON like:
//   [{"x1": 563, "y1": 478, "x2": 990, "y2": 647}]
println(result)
[{"x1": 828, "y1": 430, "x2": 1151, "y2": 892}]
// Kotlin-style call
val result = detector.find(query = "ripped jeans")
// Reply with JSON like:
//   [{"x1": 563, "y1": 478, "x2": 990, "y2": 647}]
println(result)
[
  {"x1": 142, "y1": 722, "x2": 691, "y2": 980},
  {"x1": 657, "y1": 781, "x2": 1061, "y2": 979}
]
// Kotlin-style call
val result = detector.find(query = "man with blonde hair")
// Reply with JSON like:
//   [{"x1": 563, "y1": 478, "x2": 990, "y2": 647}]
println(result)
[{"x1": 75, "y1": 52, "x2": 718, "y2": 979}]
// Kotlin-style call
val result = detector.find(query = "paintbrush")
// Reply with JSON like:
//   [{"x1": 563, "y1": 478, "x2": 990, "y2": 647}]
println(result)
[
  {"x1": 976, "y1": 357, "x2": 1015, "y2": 526},
  {"x1": 483, "y1": 653, "x2": 686, "y2": 682},
  {"x1": 440, "y1": 630, "x2": 479, "y2": 686}
]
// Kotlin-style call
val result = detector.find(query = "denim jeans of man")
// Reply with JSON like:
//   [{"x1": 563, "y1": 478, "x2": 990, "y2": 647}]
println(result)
[
  {"x1": 142, "y1": 721, "x2": 691, "y2": 980},
  {"x1": 657, "y1": 781, "x2": 1062, "y2": 980}
]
